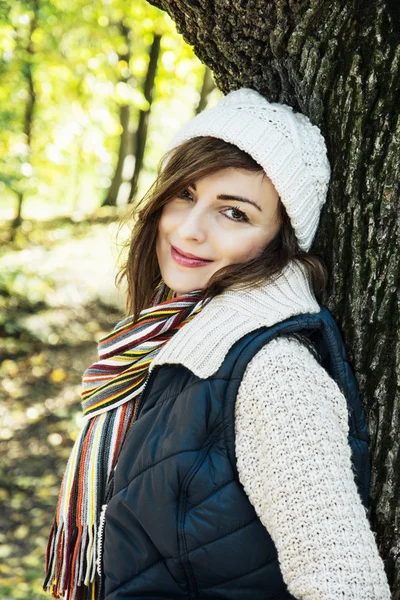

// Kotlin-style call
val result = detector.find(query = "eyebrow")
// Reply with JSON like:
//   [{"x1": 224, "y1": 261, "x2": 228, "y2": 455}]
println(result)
[{"x1": 189, "y1": 182, "x2": 262, "y2": 212}]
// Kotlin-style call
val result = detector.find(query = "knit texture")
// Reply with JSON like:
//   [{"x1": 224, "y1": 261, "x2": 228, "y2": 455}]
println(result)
[
  {"x1": 234, "y1": 336, "x2": 391, "y2": 600},
  {"x1": 166, "y1": 88, "x2": 331, "y2": 251},
  {"x1": 147, "y1": 259, "x2": 391, "y2": 599},
  {"x1": 150, "y1": 259, "x2": 321, "y2": 378}
]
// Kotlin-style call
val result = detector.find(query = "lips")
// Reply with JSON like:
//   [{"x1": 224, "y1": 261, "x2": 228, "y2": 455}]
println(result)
[
  {"x1": 172, "y1": 245, "x2": 211, "y2": 261},
  {"x1": 170, "y1": 245, "x2": 213, "y2": 268}
]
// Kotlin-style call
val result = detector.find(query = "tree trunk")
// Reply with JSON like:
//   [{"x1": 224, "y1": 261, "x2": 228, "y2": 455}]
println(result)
[
  {"x1": 102, "y1": 21, "x2": 133, "y2": 207},
  {"x1": 146, "y1": 0, "x2": 400, "y2": 594},
  {"x1": 11, "y1": 0, "x2": 39, "y2": 235},
  {"x1": 195, "y1": 66, "x2": 215, "y2": 115},
  {"x1": 102, "y1": 103, "x2": 132, "y2": 207},
  {"x1": 10, "y1": 192, "x2": 24, "y2": 239},
  {"x1": 128, "y1": 33, "x2": 161, "y2": 203}
]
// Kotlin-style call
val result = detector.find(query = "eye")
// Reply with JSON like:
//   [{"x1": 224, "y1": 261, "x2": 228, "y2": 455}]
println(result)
[
  {"x1": 224, "y1": 206, "x2": 250, "y2": 223},
  {"x1": 177, "y1": 190, "x2": 249, "y2": 224},
  {"x1": 178, "y1": 189, "x2": 194, "y2": 200}
]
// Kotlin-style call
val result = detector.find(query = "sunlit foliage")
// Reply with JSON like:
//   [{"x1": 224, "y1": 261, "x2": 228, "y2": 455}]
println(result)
[{"x1": 0, "y1": 0, "x2": 220, "y2": 221}]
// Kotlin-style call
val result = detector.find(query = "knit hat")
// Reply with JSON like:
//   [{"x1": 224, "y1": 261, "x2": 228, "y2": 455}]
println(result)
[{"x1": 166, "y1": 88, "x2": 330, "y2": 252}]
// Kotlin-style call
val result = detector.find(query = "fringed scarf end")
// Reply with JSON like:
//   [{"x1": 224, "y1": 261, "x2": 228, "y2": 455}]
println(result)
[{"x1": 43, "y1": 520, "x2": 98, "y2": 600}]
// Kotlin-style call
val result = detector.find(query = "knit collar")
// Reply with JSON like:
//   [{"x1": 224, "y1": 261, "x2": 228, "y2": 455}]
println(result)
[{"x1": 149, "y1": 259, "x2": 321, "y2": 379}]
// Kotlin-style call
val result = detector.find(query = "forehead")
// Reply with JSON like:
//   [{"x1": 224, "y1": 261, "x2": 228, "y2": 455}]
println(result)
[
  {"x1": 193, "y1": 167, "x2": 279, "y2": 208},
  {"x1": 194, "y1": 167, "x2": 264, "y2": 187}
]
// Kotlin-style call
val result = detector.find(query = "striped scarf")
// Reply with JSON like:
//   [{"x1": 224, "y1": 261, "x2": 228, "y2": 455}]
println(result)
[{"x1": 43, "y1": 282, "x2": 205, "y2": 600}]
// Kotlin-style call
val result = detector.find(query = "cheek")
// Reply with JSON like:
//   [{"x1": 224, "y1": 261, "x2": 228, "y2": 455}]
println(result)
[
  {"x1": 223, "y1": 233, "x2": 267, "y2": 262},
  {"x1": 158, "y1": 204, "x2": 180, "y2": 235},
  {"x1": 156, "y1": 211, "x2": 169, "y2": 254},
  {"x1": 245, "y1": 245, "x2": 264, "y2": 260},
  {"x1": 228, "y1": 233, "x2": 262, "y2": 253}
]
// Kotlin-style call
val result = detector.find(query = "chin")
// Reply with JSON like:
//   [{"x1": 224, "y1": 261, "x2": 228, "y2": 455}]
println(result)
[
  {"x1": 170, "y1": 283, "x2": 203, "y2": 295},
  {"x1": 164, "y1": 273, "x2": 206, "y2": 295}
]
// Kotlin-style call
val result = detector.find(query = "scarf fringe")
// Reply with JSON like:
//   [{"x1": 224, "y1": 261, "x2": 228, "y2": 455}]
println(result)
[{"x1": 44, "y1": 402, "x2": 136, "y2": 598}]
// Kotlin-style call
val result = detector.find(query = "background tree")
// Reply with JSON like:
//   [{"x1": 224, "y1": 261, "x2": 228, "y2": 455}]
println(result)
[
  {"x1": 0, "y1": 0, "x2": 213, "y2": 227},
  {"x1": 195, "y1": 66, "x2": 216, "y2": 115},
  {"x1": 10, "y1": 0, "x2": 39, "y2": 235},
  {"x1": 1, "y1": 0, "x2": 42, "y2": 237},
  {"x1": 146, "y1": 0, "x2": 400, "y2": 595},
  {"x1": 101, "y1": 19, "x2": 133, "y2": 208},
  {"x1": 128, "y1": 31, "x2": 162, "y2": 202}
]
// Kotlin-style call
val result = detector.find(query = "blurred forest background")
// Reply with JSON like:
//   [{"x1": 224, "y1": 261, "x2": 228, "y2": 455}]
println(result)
[{"x1": 0, "y1": 0, "x2": 221, "y2": 597}]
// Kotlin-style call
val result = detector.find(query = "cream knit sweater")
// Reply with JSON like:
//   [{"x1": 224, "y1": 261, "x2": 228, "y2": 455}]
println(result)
[{"x1": 149, "y1": 260, "x2": 391, "y2": 599}]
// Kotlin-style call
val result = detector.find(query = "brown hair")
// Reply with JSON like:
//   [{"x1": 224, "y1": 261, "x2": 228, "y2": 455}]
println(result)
[{"x1": 116, "y1": 136, "x2": 328, "y2": 321}]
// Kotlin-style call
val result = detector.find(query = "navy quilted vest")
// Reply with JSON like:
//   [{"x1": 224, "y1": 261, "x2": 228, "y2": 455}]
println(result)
[{"x1": 101, "y1": 306, "x2": 370, "y2": 600}]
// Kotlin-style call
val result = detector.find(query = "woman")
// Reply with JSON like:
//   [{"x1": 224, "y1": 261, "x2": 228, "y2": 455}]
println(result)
[{"x1": 44, "y1": 89, "x2": 391, "y2": 600}]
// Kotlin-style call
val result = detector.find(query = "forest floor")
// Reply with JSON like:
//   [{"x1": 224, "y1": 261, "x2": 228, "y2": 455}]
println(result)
[{"x1": 0, "y1": 213, "x2": 128, "y2": 599}]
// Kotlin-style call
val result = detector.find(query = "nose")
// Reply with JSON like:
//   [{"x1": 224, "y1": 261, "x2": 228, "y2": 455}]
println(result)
[{"x1": 177, "y1": 204, "x2": 207, "y2": 242}]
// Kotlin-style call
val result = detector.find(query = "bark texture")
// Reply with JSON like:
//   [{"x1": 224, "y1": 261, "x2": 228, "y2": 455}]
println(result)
[{"x1": 147, "y1": 0, "x2": 400, "y2": 594}]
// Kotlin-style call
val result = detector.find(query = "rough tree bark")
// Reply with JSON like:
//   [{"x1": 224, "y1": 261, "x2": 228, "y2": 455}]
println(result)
[{"x1": 146, "y1": 0, "x2": 400, "y2": 595}]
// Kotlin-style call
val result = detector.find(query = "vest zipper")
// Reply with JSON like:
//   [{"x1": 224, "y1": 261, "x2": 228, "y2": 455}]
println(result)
[
  {"x1": 135, "y1": 366, "x2": 159, "y2": 420},
  {"x1": 96, "y1": 503, "x2": 108, "y2": 577},
  {"x1": 95, "y1": 502, "x2": 108, "y2": 600}
]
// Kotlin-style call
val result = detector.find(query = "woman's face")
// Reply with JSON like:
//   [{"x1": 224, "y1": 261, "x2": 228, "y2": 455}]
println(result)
[{"x1": 156, "y1": 167, "x2": 281, "y2": 295}]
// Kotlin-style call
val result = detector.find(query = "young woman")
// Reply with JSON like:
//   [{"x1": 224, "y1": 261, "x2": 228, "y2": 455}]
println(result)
[{"x1": 44, "y1": 89, "x2": 391, "y2": 600}]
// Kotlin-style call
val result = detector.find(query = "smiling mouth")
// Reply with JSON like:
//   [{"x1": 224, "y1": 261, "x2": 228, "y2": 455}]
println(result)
[
  {"x1": 170, "y1": 245, "x2": 213, "y2": 267},
  {"x1": 172, "y1": 245, "x2": 212, "y2": 261}
]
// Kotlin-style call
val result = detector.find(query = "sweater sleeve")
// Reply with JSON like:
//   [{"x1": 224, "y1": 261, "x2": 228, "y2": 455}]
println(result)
[{"x1": 234, "y1": 335, "x2": 391, "y2": 600}]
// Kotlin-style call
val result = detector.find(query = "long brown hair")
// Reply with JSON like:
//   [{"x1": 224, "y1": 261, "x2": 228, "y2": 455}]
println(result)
[{"x1": 116, "y1": 136, "x2": 328, "y2": 321}]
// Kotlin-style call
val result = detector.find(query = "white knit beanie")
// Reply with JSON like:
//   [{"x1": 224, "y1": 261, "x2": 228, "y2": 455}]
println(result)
[{"x1": 166, "y1": 88, "x2": 331, "y2": 252}]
